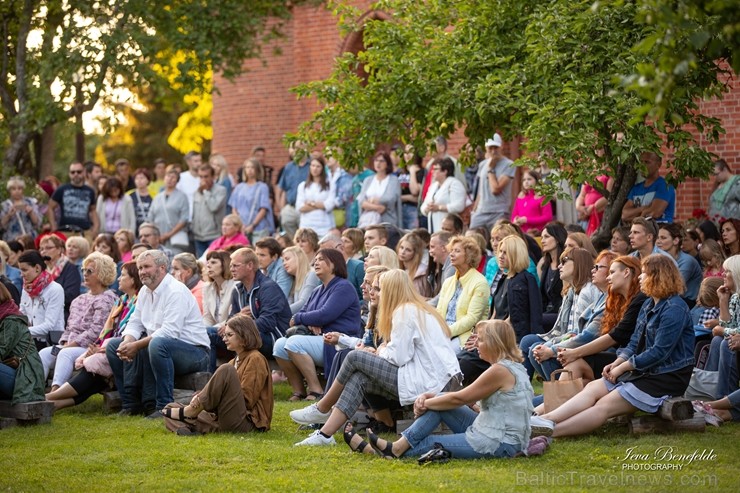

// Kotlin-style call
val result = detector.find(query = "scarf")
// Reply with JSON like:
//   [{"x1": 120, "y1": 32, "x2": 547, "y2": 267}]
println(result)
[
  {"x1": 95, "y1": 294, "x2": 137, "y2": 344},
  {"x1": 184, "y1": 273, "x2": 201, "y2": 292},
  {"x1": 24, "y1": 270, "x2": 53, "y2": 299},
  {"x1": 0, "y1": 299, "x2": 23, "y2": 321},
  {"x1": 48, "y1": 254, "x2": 69, "y2": 281}
]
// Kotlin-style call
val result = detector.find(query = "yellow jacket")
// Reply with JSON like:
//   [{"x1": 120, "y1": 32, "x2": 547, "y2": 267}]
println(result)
[{"x1": 436, "y1": 267, "x2": 490, "y2": 346}]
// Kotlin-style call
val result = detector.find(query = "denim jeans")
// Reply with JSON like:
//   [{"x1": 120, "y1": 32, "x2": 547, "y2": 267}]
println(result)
[
  {"x1": 716, "y1": 337, "x2": 738, "y2": 399},
  {"x1": 519, "y1": 334, "x2": 545, "y2": 379},
  {"x1": 207, "y1": 326, "x2": 230, "y2": 373},
  {"x1": 107, "y1": 337, "x2": 209, "y2": 410},
  {"x1": 528, "y1": 349, "x2": 562, "y2": 382},
  {"x1": 402, "y1": 406, "x2": 520, "y2": 459},
  {"x1": 0, "y1": 362, "x2": 16, "y2": 399},
  {"x1": 107, "y1": 337, "x2": 156, "y2": 413},
  {"x1": 401, "y1": 203, "x2": 419, "y2": 230},
  {"x1": 148, "y1": 337, "x2": 209, "y2": 409},
  {"x1": 194, "y1": 239, "x2": 215, "y2": 259}
]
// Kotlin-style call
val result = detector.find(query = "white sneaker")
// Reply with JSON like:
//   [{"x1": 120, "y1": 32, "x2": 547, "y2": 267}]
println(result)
[
  {"x1": 290, "y1": 403, "x2": 331, "y2": 425},
  {"x1": 294, "y1": 429, "x2": 336, "y2": 447},
  {"x1": 530, "y1": 415, "x2": 555, "y2": 437}
]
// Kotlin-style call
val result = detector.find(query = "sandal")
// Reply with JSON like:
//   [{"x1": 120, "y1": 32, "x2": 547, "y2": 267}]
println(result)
[
  {"x1": 305, "y1": 391, "x2": 323, "y2": 401},
  {"x1": 368, "y1": 428, "x2": 399, "y2": 459},
  {"x1": 161, "y1": 406, "x2": 197, "y2": 422},
  {"x1": 288, "y1": 392, "x2": 307, "y2": 402},
  {"x1": 343, "y1": 423, "x2": 370, "y2": 453}
]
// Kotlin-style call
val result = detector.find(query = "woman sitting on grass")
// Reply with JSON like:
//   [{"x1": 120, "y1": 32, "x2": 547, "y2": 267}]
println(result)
[
  {"x1": 530, "y1": 254, "x2": 694, "y2": 438},
  {"x1": 290, "y1": 269, "x2": 461, "y2": 446},
  {"x1": 45, "y1": 262, "x2": 141, "y2": 410},
  {"x1": 348, "y1": 319, "x2": 534, "y2": 459},
  {"x1": 161, "y1": 315, "x2": 273, "y2": 436}
]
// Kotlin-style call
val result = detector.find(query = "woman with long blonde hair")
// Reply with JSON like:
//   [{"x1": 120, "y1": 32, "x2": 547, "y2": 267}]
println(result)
[
  {"x1": 396, "y1": 233, "x2": 432, "y2": 297},
  {"x1": 290, "y1": 269, "x2": 461, "y2": 447},
  {"x1": 281, "y1": 245, "x2": 320, "y2": 314}
]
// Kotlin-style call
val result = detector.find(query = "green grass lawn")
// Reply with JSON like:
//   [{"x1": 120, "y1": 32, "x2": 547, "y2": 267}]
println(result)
[{"x1": 2, "y1": 383, "x2": 738, "y2": 492}]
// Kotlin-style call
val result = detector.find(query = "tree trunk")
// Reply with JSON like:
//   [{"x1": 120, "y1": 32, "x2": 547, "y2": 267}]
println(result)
[{"x1": 593, "y1": 159, "x2": 638, "y2": 248}]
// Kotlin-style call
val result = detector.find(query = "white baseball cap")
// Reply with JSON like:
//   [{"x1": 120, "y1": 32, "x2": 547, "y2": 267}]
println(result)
[{"x1": 485, "y1": 133, "x2": 503, "y2": 147}]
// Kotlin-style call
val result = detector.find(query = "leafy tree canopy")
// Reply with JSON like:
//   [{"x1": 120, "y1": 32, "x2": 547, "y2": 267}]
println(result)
[
  {"x1": 293, "y1": 0, "x2": 731, "y2": 240},
  {"x1": 1, "y1": 0, "x2": 305, "y2": 175}
]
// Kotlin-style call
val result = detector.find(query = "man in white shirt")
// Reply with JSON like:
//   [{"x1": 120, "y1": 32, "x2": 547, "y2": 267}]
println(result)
[
  {"x1": 106, "y1": 249, "x2": 209, "y2": 418},
  {"x1": 177, "y1": 151, "x2": 202, "y2": 220}
]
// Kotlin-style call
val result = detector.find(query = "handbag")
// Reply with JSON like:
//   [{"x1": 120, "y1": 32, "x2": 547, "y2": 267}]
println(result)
[
  {"x1": 285, "y1": 325, "x2": 314, "y2": 338},
  {"x1": 2, "y1": 341, "x2": 32, "y2": 370},
  {"x1": 543, "y1": 369, "x2": 583, "y2": 413},
  {"x1": 684, "y1": 368, "x2": 719, "y2": 401}
]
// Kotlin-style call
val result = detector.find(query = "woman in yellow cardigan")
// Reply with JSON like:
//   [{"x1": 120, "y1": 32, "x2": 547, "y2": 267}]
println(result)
[{"x1": 436, "y1": 236, "x2": 490, "y2": 351}]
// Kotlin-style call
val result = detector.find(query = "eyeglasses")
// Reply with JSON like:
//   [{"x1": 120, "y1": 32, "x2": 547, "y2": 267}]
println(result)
[
  {"x1": 230, "y1": 263, "x2": 245, "y2": 269},
  {"x1": 592, "y1": 265, "x2": 608, "y2": 271},
  {"x1": 559, "y1": 256, "x2": 572, "y2": 265}
]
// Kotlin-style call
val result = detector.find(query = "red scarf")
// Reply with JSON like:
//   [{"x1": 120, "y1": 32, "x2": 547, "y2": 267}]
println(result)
[
  {"x1": 0, "y1": 299, "x2": 23, "y2": 321},
  {"x1": 24, "y1": 270, "x2": 53, "y2": 299}
]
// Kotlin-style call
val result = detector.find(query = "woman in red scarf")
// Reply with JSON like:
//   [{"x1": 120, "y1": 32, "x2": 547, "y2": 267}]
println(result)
[
  {"x1": 18, "y1": 250, "x2": 65, "y2": 350},
  {"x1": 38, "y1": 233, "x2": 80, "y2": 322}
]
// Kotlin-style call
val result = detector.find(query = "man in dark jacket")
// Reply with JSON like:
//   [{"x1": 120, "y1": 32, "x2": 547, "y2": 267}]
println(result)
[{"x1": 206, "y1": 248, "x2": 291, "y2": 371}]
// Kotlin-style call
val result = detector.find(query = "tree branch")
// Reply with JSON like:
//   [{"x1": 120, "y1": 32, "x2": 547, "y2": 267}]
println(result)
[{"x1": 0, "y1": 14, "x2": 17, "y2": 116}]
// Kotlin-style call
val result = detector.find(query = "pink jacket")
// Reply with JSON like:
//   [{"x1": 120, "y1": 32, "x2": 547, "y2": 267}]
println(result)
[
  {"x1": 511, "y1": 190, "x2": 553, "y2": 233},
  {"x1": 207, "y1": 232, "x2": 250, "y2": 252}
]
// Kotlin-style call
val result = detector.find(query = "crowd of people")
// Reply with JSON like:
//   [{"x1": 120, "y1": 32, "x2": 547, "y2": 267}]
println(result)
[{"x1": 0, "y1": 141, "x2": 738, "y2": 460}]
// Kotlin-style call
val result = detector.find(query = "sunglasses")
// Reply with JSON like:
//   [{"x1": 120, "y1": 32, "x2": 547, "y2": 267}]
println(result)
[
  {"x1": 559, "y1": 256, "x2": 572, "y2": 265},
  {"x1": 83, "y1": 268, "x2": 95, "y2": 276},
  {"x1": 70, "y1": 170, "x2": 84, "y2": 175}
]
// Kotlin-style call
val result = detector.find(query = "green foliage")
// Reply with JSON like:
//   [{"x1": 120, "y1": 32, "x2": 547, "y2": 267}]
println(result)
[
  {"x1": 1, "y1": 388, "x2": 738, "y2": 492},
  {"x1": 626, "y1": 0, "x2": 739, "y2": 121},
  {"x1": 0, "y1": 0, "x2": 309, "y2": 176},
  {"x1": 293, "y1": 0, "x2": 729, "y2": 241}
]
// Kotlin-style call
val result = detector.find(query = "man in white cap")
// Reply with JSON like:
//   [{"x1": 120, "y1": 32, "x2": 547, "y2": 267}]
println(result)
[{"x1": 469, "y1": 133, "x2": 516, "y2": 230}]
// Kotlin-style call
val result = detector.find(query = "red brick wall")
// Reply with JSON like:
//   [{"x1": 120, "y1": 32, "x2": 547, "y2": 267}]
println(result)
[{"x1": 213, "y1": 4, "x2": 739, "y2": 222}]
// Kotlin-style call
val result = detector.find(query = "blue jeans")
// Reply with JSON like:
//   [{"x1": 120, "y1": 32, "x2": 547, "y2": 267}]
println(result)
[
  {"x1": 401, "y1": 203, "x2": 419, "y2": 230},
  {"x1": 107, "y1": 337, "x2": 156, "y2": 413},
  {"x1": 716, "y1": 337, "x2": 738, "y2": 400},
  {"x1": 194, "y1": 239, "x2": 215, "y2": 258},
  {"x1": 107, "y1": 337, "x2": 209, "y2": 410},
  {"x1": 402, "y1": 406, "x2": 520, "y2": 459},
  {"x1": 0, "y1": 362, "x2": 16, "y2": 399},
  {"x1": 528, "y1": 348, "x2": 562, "y2": 382},
  {"x1": 207, "y1": 326, "x2": 230, "y2": 373},
  {"x1": 519, "y1": 334, "x2": 544, "y2": 379}
]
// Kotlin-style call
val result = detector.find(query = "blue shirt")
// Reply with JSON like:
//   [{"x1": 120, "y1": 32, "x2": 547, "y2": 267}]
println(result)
[
  {"x1": 676, "y1": 251, "x2": 702, "y2": 302},
  {"x1": 277, "y1": 160, "x2": 310, "y2": 206},
  {"x1": 627, "y1": 176, "x2": 675, "y2": 223}
]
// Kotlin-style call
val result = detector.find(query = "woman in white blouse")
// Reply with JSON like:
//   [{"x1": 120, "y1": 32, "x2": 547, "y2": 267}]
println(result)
[
  {"x1": 17, "y1": 250, "x2": 65, "y2": 348},
  {"x1": 421, "y1": 157, "x2": 466, "y2": 233},
  {"x1": 296, "y1": 157, "x2": 335, "y2": 237},
  {"x1": 202, "y1": 250, "x2": 236, "y2": 330}
]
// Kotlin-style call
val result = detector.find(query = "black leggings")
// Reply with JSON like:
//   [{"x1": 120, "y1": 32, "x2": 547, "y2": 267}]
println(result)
[{"x1": 68, "y1": 369, "x2": 111, "y2": 405}]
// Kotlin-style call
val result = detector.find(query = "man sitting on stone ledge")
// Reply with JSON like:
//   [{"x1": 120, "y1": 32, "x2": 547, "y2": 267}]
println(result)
[{"x1": 106, "y1": 249, "x2": 209, "y2": 418}]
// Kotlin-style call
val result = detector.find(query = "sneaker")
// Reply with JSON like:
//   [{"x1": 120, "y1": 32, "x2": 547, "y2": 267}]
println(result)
[
  {"x1": 530, "y1": 416, "x2": 555, "y2": 437},
  {"x1": 294, "y1": 430, "x2": 336, "y2": 447},
  {"x1": 290, "y1": 403, "x2": 331, "y2": 425}
]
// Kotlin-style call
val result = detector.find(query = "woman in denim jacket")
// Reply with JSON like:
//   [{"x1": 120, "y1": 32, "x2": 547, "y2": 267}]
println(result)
[{"x1": 530, "y1": 254, "x2": 694, "y2": 438}]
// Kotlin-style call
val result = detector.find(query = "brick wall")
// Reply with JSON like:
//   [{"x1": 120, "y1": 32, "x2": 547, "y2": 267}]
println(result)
[{"x1": 212, "y1": 3, "x2": 739, "y2": 222}]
